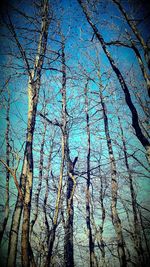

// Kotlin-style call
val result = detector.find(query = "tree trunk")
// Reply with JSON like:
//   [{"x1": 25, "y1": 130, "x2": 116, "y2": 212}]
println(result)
[
  {"x1": 46, "y1": 135, "x2": 65, "y2": 266},
  {"x1": 30, "y1": 119, "x2": 47, "y2": 235},
  {"x1": 98, "y1": 72, "x2": 127, "y2": 267},
  {"x1": 61, "y1": 38, "x2": 76, "y2": 267},
  {"x1": 6, "y1": 2, "x2": 49, "y2": 266},
  {"x1": 42, "y1": 131, "x2": 54, "y2": 266},
  {"x1": 77, "y1": 0, "x2": 150, "y2": 163},
  {"x1": 64, "y1": 175, "x2": 74, "y2": 267},
  {"x1": 84, "y1": 79, "x2": 96, "y2": 267},
  {"x1": 98, "y1": 165, "x2": 106, "y2": 266},
  {"x1": 0, "y1": 92, "x2": 10, "y2": 244},
  {"x1": 7, "y1": 158, "x2": 27, "y2": 267},
  {"x1": 137, "y1": 205, "x2": 150, "y2": 261},
  {"x1": 46, "y1": 38, "x2": 67, "y2": 267},
  {"x1": 64, "y1": 152, "x2": 77, "y2": 267},
  {"x1": 113, "y1": 0, "x2": 150, "y2": 71},
  {"x1": 106, "y1": 35, "x2": 150, "y2": 97},
  {"x1": 118, "y1": 116, "x2": 145, "y2": 265},
  {"x1": 21, "y1": 0, "x2": 50, "y2": 263},
  {"x1": 129, "y1": 36, "x2": 150, "y2": 97}
]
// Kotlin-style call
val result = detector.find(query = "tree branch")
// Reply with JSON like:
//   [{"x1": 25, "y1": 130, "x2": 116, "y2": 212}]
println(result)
[
  {"x1": 39, "y1": 112, "x2": 62, "y2": 128},
  {"x1": 0, "y1": 159, "x2": 23, "y2": 201}
]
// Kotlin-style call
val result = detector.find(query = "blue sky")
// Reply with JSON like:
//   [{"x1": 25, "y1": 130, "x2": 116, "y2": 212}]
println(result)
[
  {"x1": 0, "y1": 1, "x2": 150, "y2": 265},
  {"x1": 0, "y1": 0, "x2": 149, "y2": 196}
]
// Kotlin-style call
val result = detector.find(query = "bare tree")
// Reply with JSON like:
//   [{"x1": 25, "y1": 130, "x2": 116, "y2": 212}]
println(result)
[
  {"x1": 118, "y1": 115, "x2": 145, "y2": 265},
  {"x1": 0, "y1": 89, "x2": 10, "y2": 244},
  {"x1": 84, "y1": 79, "x2": 97, "y2": 267},
  {"x1": 0, "y1": 1, "x2": 149, "y2": 266},
  {"x1": 105, "y1": 31, "x2": 150, "y2": 97},
  {"x1": 77, "y1": 0, "x2": 150, "y2": 163},
  {"x1": 30, "y1": 108, "x2": 47, "y2": 236},
  {"x1": 112, "y1": 0, "x2": 150, "y2": 71},
  {"x1": 4, "y1": 1, "x2": 50, "y2": 266},
  {"x1": 98, "y1": 70, "x2": 127, "y2": 267}
]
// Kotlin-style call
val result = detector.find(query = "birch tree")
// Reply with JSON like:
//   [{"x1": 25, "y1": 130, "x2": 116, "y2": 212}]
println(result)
[
  {"x1": 77, "y1": 0, "x2": 150, "y2": 163},
  {"x1": 112, "y1": 0, "x2": 150, "y2": 72},
  {"x1": 98, "y1": 70, "x2": 127, "y2": 267},
  {"x1": 2, "y1": 1, "x2": 50, "y2": 266},
  {"x1": 0, "y1": 89, "x2": 10, "y2": 244},
  {"x1": 117, "y1": 114, "x2": 146, "y2": 265},
  {"x1": 84, "y1": 79, "x2": 97, "y2": 267}
]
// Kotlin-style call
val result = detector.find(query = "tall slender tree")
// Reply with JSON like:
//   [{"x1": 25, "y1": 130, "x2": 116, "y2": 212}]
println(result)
[
  {"x1": 98, "y1": 70, "x2": 127, "y2": 267},
  {"x1": 30, "y1": 109, "x2": 47, "y2": 236},
  {"x1": 112, "y1": 0, "x2": 150, "y2": 71},
  {"x1": 84, "y1": 79, "x2": 96, "y2": 267},
  {"x1": 5, "y1": 2, "x2": 50, "y2": 266},
  {"x1": 118, "y1": 115, "x2": 144, "y2": 265},
  {"x1": 77, "y1": 0, "x2": 150, "y2": 163},
  {"x1": 0, "y1": 89, "x2": 10, "y2": 244}
]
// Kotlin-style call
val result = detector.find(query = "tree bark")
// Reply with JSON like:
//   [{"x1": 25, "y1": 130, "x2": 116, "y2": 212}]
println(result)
[
  {"x1": 129, "y1": 37, "x2": 150, "y2": 97},
  {"x1": 64, "y1": 173, "x2": 74, "y2": 267},
  {"x1": 84, "y1": 79, "x2": 96, "y2": 267},
  {"x1": 46, "y1": 38, "x2": 67, "y2": 267},
  {"x1": 6, "y1": 2, "x2": 50, "y2": 266},
  {"x1": 77, "y1": 0, "x2": 150, "y2": 163},
  {"x1": 46, "y1": 134, "x2": 65, "y2": 266},
  {"x1": 61, "y1": 38, "x2": 76, "y2": 267},
  {"x1": 106, "y1": 36, "x2": 150, "y2": 97},
  {"x1": 112, "y1": 0, "x2": 150, "y2": 70},
  {"x1": 137, "y1": 205, "x2": 150, "y2": 261},
  {"x1": 98, "y1": 72, "x2": 127, "y2": 267},
  {"x1": 42, "y1": 131, "x2": 54, "y2": 266},
  {"x1": 118, "y1": 116, "x2": 145, "y2": 265},
  {"x1": 0, "y1": 92, "x2": 10, "y2": 244},
  {"x1": 7, "y1": 159, "x2": 26, "y2": 267},
  {"x1": 30, "y1": 119, "x2": 47, "y2": 235},
  {"x1": 97, "y1": 165, "x2": 106, "y2": 266}
]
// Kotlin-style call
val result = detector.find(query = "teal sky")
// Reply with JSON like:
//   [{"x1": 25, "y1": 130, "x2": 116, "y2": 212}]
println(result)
[
  {"x1": 0, "y1": 1, "x2": 150, "y2": 266},
  {"x1": 0, "y1": 0, "x2": 149, "y2": 200}
]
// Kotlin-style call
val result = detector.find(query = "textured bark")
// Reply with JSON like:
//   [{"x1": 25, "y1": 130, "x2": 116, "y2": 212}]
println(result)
[
  {"x1": 21, "y1": 2, "x2": 49, "y2": 266},
  {"x1": 118, "y1": 116, "x2": 145, "y2": 265},
  {"x1": 106, "y1": 37, "x2": 150, "y2": 97},
  {"x1": 98, "y1": 73, "x2": 127, "y2": 267},
  {"x1": 21, "y1": 77, "x2": 41, "y2": 266},
  {"x1": 6, "y1": 2, "x2": 50, "y2": 266},
  {"x1": 0, "y1": 93, "x2": 10, "y2": 244},
  {"x1": 46, "y1": 134, "x2": 65, "y2": 267},
  {"x1": 77, "y1": 0, "x2": 150, "y2": 162},
  {"x1": 7, "y1": 201, "x2": 23, "y2": 267},
  {"x1": 64, "y1": 160, "x2": 76, "y2": 267},
  {"x1": 97, "y1": 166, "x2": 106, "y2": 266},
  {"x1": 46, "y1": 39, "x2": 67, "y2": 267},
  {"x1": 43, "y1": 136, "x2": 55, "y2": 239},
  {"x1": 21, "y1": 1, "x2": 49, "y2": 265},
  {"x1": 113, "y1": 0, "x2": 150, "y2": 70},
  {"x1": 7, "y1": 158, "x2": 26, "y2": 267},
  {"x1": 41, "y1": 36, "x2": 76, "y2": 267},
  {"x1": 137, "y1": 205, "x2": 150, "y2": 260},
  {"x1": 42, "y1": 132, "x2": 54, "y2": 266},
  {"x1": 62, "y1": 38, "x2": 76, "y2": 267},
  {"x1": 64, "y1": 150, "x2": 77, "y2": 267},
  {"x1": 129, "y1": 38, "x2": 150, "y2": 98},
  {"x1": 30, "y1": 120, "x2": 47, "y2": 235},
  {"x1": 64, "y1": 174, "x2": 74, "y2": 267},
  {"x1": 84, "y1": 80, "x2": 96, "y2": 267}
]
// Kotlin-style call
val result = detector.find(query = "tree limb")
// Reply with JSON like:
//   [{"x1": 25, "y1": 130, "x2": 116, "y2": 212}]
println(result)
[{"x1": 0, "y1": 159, "x2": 23, "y2": 201}]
